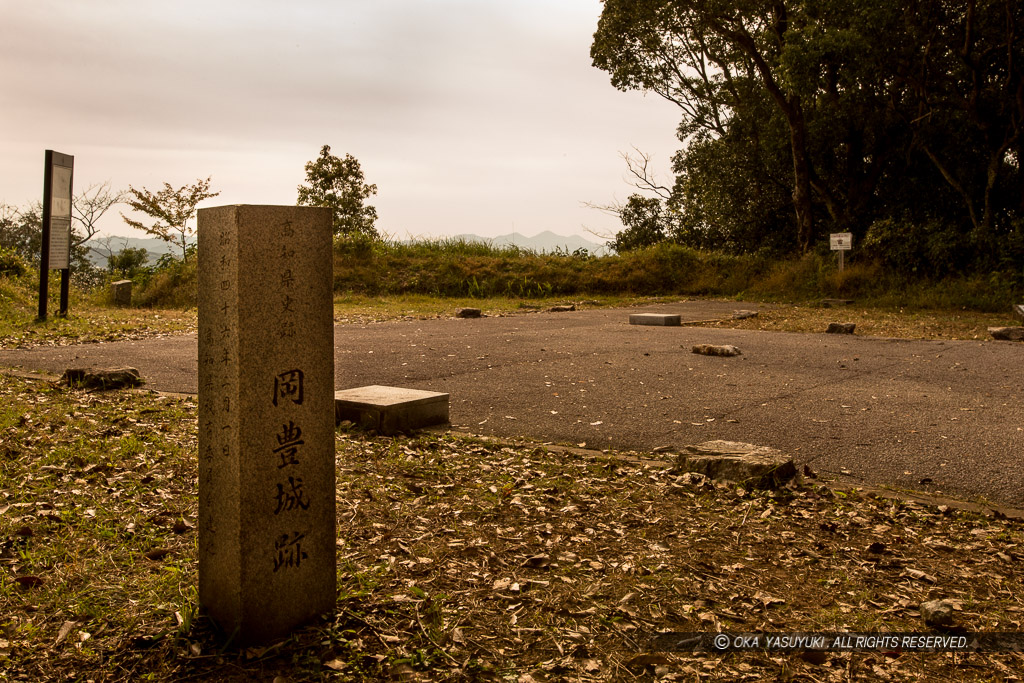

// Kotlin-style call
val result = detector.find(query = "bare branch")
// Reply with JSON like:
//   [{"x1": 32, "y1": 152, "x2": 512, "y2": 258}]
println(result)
[
  {"x1": 89, "y1": 234, "x2": 130, "y2": 266},
  {"x1": 622, "y1": 148, "x2": 673, "y2": 201},
  {"x1": 73, "y1": 181, "x2": 125, "y2": 248}
]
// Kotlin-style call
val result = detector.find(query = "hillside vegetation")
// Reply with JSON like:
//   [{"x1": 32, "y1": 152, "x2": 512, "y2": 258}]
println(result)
[
  {"x1": 329, "y1": 237, "x2": 1020, "y2": 311},
  {"x1": 2, "y1": 237, "x2": 1020, "y2": 318}
]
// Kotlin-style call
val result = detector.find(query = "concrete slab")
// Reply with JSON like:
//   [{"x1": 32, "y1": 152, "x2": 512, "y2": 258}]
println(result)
[
  {"x1": 629, "y1": 313, "x2": 681, "y2": 326},
  {"x1": 335, "y1": 385, "x2": 449, "y2": 434}
]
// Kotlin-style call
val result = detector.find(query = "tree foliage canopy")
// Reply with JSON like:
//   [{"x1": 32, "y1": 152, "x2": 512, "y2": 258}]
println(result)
[
  {"x1": 122, "y1": 177, "x2": 219, "y2": 262},
  {"x1": 297, "y1": 146, "x2": 378, "y2": 239},
  {"x1": 1, "y1": 199, "x2": 102, "y2": 275},
  {"x1": 592, "y1": 0, "x2": 1024, "y2": 274}
]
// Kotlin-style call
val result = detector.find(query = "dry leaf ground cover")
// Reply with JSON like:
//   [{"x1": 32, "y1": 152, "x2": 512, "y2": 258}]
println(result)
[
  {"x1": 1, "y1": 295, "x2": 1017, "y2": 352},
  {"x1": 1, "y1": 373, "x2": 1022, "y2": 681},
  {"x1": 698, "y1": 304, "x2": 1015, "y2": 341},
  {"x1": 0, "y1": 306, "x2": 197, "y2": 350}
]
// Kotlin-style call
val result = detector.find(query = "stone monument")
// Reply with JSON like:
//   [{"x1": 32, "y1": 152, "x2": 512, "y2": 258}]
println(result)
[
  {"x1": 111, "y1": 279, "x2": 132, "y2": 306},
  {"x1": 197, "y1": 205, "x2": 335, "y2": 645}
]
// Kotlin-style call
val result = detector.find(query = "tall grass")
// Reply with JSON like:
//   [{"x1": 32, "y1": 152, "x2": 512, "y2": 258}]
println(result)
[
  {"x1": 79, "y1": 236, "x2": 1023, "y2": 312},
  {"x1": 332, "y1": 237, "x2": 1021, "y2": 310}
]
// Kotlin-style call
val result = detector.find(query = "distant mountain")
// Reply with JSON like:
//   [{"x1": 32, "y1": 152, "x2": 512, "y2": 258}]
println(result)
[
  {"x1": 451, "y1": 231, "x2": 610, "y2": 255},
  {"x1": 83, "y1": 236, "x2": 176, "y2": 268}
]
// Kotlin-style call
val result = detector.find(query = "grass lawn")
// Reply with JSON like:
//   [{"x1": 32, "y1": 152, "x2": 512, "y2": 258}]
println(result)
[{"x1": 0, "y1": 292, "x2": 1017, "y2": 350}]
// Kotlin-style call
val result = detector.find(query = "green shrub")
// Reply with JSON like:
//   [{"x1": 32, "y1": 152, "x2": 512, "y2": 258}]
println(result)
[
  {"x1": 0, "y1": 246, "x2": 28, "y2": 278},
  {"x1": 97, "y1": 234, "x2": 1019, "y2": 312},
  {"x1": 133, "y1": 248, "x2": 197, "y2": 308}
]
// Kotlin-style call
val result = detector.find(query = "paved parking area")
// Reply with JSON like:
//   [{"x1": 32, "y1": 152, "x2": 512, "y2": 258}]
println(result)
[{"x1": 2, "y1": 301, "x2": 1021, "y2": 506}]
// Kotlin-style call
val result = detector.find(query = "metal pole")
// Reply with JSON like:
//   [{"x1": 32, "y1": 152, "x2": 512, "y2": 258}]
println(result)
[
  {"x1": 59, "y1": 269, "x2": 70, "y2": 317},
  {"x1": 38, "y1": 150, "x2": 53, "y2": 321},
  {"x1": 839, "y1": 250, "x2": 845, "y2": 274}
]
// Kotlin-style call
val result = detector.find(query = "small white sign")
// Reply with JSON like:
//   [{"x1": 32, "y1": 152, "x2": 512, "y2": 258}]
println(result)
[
  {"x1": 830, "y1": 233, "x2": 852, "y2": 251},
  {"x1": 51, "y1": 165, "x2": 72, "y2": 219}
]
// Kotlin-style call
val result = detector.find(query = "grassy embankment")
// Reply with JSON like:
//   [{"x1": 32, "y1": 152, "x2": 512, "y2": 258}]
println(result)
[
  {"x1": 327, "y1": 237, "x2": 1021, "y2": 312},
  {"x1": 1, "y1": 237, "x2": 1020, "y2": 348}
]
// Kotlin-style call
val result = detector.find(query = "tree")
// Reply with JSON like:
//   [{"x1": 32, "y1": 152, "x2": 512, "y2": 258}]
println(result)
[
  {"x1": 591, "y1": 0, "x2": 1023, "y2": 268},
  {"x1": 611, "y1": 195, "x2": 669, "y2": 252},
  {"x1": 297, "y1": 145, "x2": 378, "y2": 238},
  {"x1": 108, "y1": 246, "x2": 150, "y2": 277},
  {"x1": 89, "y1": 235, "x2": 128, "y2": 268},
  {"x1": 901, "y1": 0, "x2": 1023, "y2": 253},
  {"x1": 1, "y1": 200, "x2": 101, "y2": 278},
  {"x1": 585, "y1": 149, "x2": 678, "y2": 251},
  {"x1": 121, "y1": 177, "x2": 219, "y2": 262},
  {"x1": 73, "y1": 181, "x2": 124, "y2": 250},
  {"x1": 0, "y1": 202, "x2": 40, "y2": 262},
  {"x1": 592, "y1": 0, "x2": 836, "y2": 252}
]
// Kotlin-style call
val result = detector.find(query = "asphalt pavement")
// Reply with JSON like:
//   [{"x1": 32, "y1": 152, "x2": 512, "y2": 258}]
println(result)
[{"x1": 1, "y1": 301, "x2": 1021, "y2": 507}]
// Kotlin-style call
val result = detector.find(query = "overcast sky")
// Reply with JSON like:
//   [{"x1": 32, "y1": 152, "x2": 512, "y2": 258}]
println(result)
[{"x1": 1, "y1": 0, "x2": 681, "y2": 244}]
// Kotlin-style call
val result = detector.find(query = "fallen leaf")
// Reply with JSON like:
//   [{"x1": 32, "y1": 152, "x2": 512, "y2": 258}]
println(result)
[
  {"x1": 15, "y1": 575, "x2": 44, "y2": 589},
  {"x1": 54, "y1": 621, "x2": 77, "y2": 647},
  {"x1": 906, "y1": 568, "x2": 937, "y2": 584},
  {"x1": 754, "y1": 591, "x2": 785, "y2": 608},
  {"x1": 626, "y1": 654, "x2": 672, "y2": 668},
  {"x1": 523, "y1": 554, "x2": 551, "y2": 568}
]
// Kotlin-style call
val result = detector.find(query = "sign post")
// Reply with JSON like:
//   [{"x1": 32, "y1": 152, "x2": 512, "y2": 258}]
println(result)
[
  {"x1": 830, "y1": 232, "x2": 852, "y2": 273},
  {"x1": 39, "y1": 150, "x2": 74, "y2": 320}
]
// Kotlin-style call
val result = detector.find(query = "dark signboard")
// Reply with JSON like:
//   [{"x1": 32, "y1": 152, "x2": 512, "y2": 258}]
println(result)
[{"x1": 39, "y1": 150, "x2": 74, "y2": 319}]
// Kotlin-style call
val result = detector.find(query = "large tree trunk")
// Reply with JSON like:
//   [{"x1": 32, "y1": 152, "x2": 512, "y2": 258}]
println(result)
[
  {"x1": 726, "y1": 20, "x2": 817, "y2": 253},
  {"x1": 787, "y1": 102, "x2": 816, "y2": 252}
]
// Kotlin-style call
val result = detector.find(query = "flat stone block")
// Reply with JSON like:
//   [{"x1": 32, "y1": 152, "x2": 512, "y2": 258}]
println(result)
[
  {"x1": 819, "y1": 298, "x2": 854, "y2": 307},
  {"x1": 629, "y1": 313, "x2": 681, "y2": 326},
  {"x1": 989, "y1": 326, "x2": 1024, "y2": 341},
  {"x1": 110, "y1": 279, "x2": 132, "y2": 306},
  {"x1": 691, "y1": 344, "x2": 742, "y2": 357},
  {"x1": 674, "y1": 440, "x2": 796, "y2": 489},
  {"x1": 335, "y1": 385, "x2": 450, "y2": 435},
  {"x1": 62, "y1": 366, "x2": 142, "y2": 390},
  {"x1": 456, "y1": 308, "x2": 481, "y2": 318},
  {"x1": 826, "y1": 322, "x2": 856, "y2": 334}
]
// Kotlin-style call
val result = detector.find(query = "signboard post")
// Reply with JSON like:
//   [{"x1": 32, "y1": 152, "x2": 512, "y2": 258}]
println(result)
[
  {"x1": 39, "y1": 150, "x2": 74, "y2": 320},
  {"x1": 830, "y1": 232, "x2": 852, "y2": 273}
]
